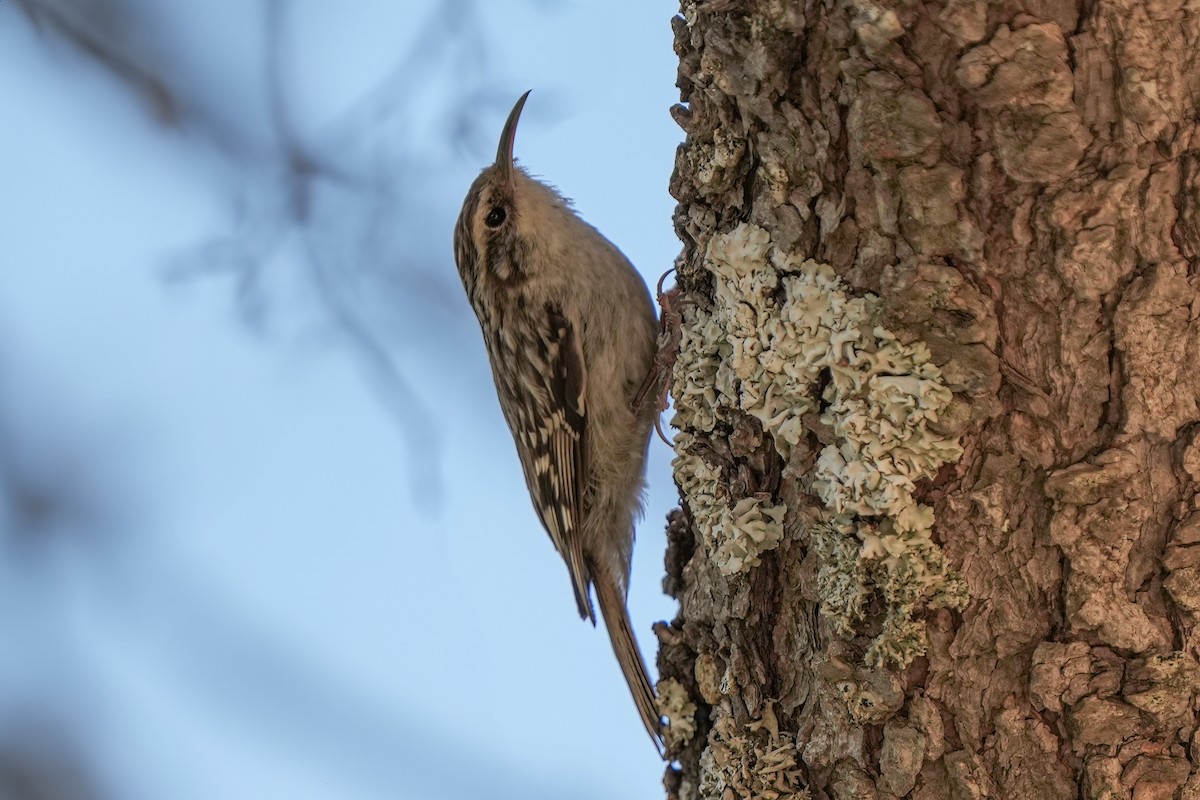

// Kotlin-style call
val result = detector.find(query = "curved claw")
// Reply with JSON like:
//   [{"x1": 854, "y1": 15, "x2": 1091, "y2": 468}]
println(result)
[{"x1": 633, "y1": 268, "x2": 682, "y2": 447}]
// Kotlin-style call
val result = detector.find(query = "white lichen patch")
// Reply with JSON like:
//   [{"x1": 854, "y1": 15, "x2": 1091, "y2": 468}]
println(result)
[
  {"x1": 657, "y1": 678, "x2": 698, "y2": 750},
  {"x1": 811, "y1": 519, "x2": 871, "y2": 635},
  {"x1": 829, "y1": 515, "x2": 968, "y2": 667},
  {"x1": 671, "y1": 222, "x2": 967, "y2": 664},
  {"x1": 689, "y1": 127, "x2": 748, "y2": 189},
  {"x1": 672, "y1": 306, "x2": 729, "y2": 432},
  {"x1": 699, "y1": 708, "x2": 810, "y2": 800},
  {"x1": 674, "y1": 432, "x2": 787, "y2": 575}
]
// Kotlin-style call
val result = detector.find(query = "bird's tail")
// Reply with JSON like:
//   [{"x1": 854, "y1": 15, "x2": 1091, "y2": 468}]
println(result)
[{"x1": 590, "y1": 563, "x2": 664, "y2": 755}]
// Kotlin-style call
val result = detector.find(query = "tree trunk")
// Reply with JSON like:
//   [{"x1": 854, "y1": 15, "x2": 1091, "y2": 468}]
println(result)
[{"x1": 657, "y1": 2, "x2": 1200, "y2": 798}]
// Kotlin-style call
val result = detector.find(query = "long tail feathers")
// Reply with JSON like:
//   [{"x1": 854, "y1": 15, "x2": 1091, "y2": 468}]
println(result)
[
  {"x1": 591, "y1": 567, "x2": 664, "y2": 756},
  {"x1": 567, "y1": 544, "x2": 596, "y2": 623}
]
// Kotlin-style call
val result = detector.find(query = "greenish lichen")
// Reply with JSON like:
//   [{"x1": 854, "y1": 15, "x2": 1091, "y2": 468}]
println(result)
[
  {"x1": 671, "y1": 222, "x2": 967, "y2": 664},
  {"x1": 811, "y1": 520, "x2": 871, "y2": 635}
]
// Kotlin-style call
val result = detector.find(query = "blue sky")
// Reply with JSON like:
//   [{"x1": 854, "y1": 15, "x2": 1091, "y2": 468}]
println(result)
[{"x1": 0, "y1": 2, "x2": 683, "y2": 798}]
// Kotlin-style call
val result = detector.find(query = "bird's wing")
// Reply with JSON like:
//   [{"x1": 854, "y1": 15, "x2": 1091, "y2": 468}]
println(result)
[{"x1": 504, "y1": 302, "x2": 593, "y2": 621}]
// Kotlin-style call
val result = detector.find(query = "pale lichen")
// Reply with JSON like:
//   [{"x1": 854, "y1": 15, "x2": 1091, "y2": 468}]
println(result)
[
  {"x1": 671, "y1": 222, "x2": 967, "y2": 664},
  {"x1": 689, "y1": 127, "x2": 748, "y2": 189},
  {"x1": 811, "y1": 509, "x2": 967, "y2": 667},
  {"x1": 674, "y1": 433, "x2": 787, "y2": 575},
  {"x1": 699, "y1": 707, "x2": 810, "y2": 800},
  {"x1": 811, "y1": 520, "x2": 871, "y2": 635},
  {"x1": 657, "y1": 678, "x2": 698, "y2": 750}
]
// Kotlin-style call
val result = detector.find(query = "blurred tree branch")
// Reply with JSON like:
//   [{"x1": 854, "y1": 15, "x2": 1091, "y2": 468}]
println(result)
[
  {"x1": 0, "y1": 724, "x2": 106, "y2": 800},
  {"x1": 12, "y1": 0, "x2": 539, "y2": 496}
]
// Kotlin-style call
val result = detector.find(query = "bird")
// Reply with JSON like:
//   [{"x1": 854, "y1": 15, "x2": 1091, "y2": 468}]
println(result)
[{"x1": 452, "y1": 91, "x2": 663, "y2": 751}]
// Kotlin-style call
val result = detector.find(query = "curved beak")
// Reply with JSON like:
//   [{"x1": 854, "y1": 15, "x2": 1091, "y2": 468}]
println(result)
[{"x1": 495, "y1": 90, "x2": 531, "y2": 186}]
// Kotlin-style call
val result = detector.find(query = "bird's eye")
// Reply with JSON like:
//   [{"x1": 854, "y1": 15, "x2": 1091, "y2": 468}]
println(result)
[{"x1": 485, "y1": 207, "x2": 507, "y2": 228}]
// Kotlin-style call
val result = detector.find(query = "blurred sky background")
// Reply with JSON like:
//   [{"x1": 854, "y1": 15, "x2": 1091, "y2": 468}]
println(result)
[{"x1": 0, "y1": 1, "x2": 683, "y2": 798}]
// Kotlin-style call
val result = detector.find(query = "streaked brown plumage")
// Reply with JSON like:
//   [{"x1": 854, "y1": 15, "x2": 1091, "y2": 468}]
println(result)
[{"x1": 452, "y1": 91, "x2": 662, "y2": 752}]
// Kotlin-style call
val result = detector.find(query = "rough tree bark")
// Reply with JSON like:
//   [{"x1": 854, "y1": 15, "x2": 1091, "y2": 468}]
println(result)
[{"x1": 655, "y1": 1, "x2": 1200, "y2": 798}]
